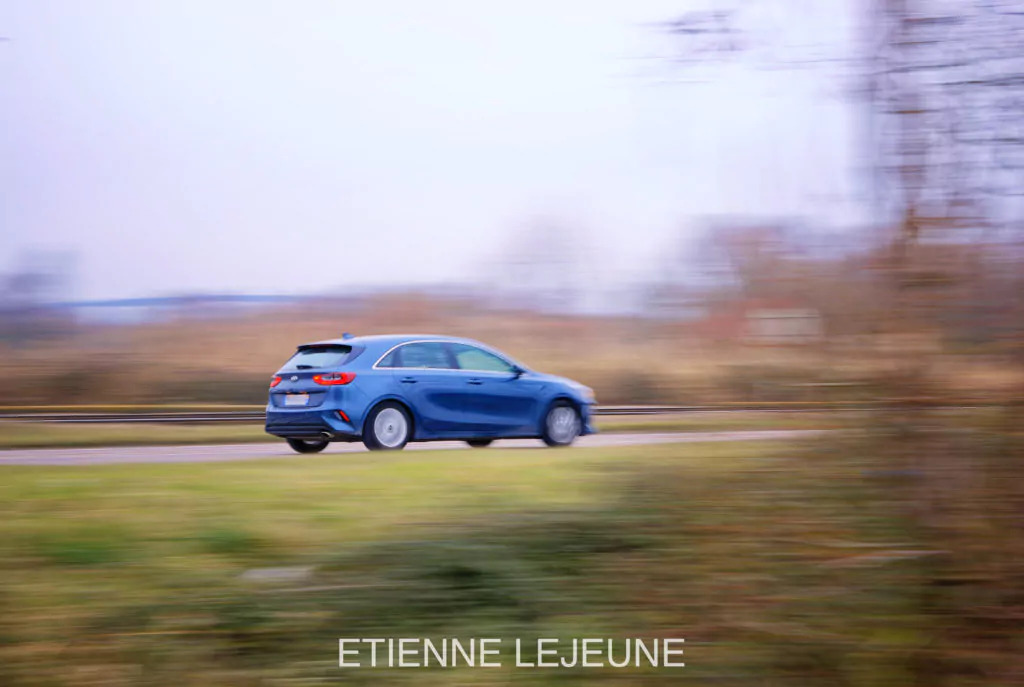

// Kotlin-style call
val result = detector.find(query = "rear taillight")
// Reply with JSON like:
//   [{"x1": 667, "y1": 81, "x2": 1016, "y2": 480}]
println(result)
[
  {"x1": 270, "y1": 376, "x2": 282, "y2": 388},
  {"x1": 313, "y1": 372, "x2": 356, "y2": 385}
]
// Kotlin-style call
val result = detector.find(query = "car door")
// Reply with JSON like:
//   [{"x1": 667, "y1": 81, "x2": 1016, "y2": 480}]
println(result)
[
  {"x1": 448, "y1": 343, "x2": 541, "y2": 435},
  {"x1": 385, "y1": 341, "x2": 471, "y2": 436}
]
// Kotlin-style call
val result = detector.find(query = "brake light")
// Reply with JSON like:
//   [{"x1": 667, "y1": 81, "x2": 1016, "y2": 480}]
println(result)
[
  {"x1": 270, "y1": 376, "x2": 282, "y2": 388},
  {"x1": 313, "y1": 372, "x2": 356, "y2": 385}
]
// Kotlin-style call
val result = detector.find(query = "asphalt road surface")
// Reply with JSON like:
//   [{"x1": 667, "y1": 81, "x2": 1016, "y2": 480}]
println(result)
[{"x1": 0, "y1": 430, "x2": 823, "y2": 466}]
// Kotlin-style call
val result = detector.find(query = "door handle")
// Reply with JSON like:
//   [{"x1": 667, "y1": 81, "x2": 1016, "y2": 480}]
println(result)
[
  {"x1": 400, "y1": 377, "x2": 418, "y2": 384},
  {"x1": 467, "y1": 379, "x2": 483, "y2": 385}
]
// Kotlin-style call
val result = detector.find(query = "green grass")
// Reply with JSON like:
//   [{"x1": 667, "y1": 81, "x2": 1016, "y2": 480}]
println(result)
[
  {"x1": 0, "y1": 422, "x2": 270, "y2": 448},
  {"x1": 0, "y1": 412, "x2": 837, "y2": 449},
  {"x1": 598, "y1": 410, "x2": 843, "y2": 434},
  {"x1": 0, "y1": 436, "x2": 942, "y2": 686}
]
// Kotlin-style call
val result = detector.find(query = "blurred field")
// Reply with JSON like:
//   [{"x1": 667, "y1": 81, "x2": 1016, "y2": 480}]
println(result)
[
  {"x1": 3, "y1": 297, "x2": 1021, "y2": 408},
  {"x1": 1, "y1": 430, "x2": 1016, "y2": 685},
  {"x1": 0, "y1": 438, "x2": 905, "y2": 683},
  {"x1": 0, "y1": 412, "x2": 842, "y2": 449}
]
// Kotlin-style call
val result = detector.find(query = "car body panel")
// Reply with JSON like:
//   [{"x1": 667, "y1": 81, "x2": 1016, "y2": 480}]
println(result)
[{"x1": 265, "y1": 334, "x2": 596, "y2": 443}]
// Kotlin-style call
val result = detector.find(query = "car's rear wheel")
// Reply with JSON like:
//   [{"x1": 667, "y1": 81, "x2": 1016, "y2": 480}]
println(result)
[
  {"x1": 286, "y1": 438, "x2": 329, "y2": 454},
  {"x1": 363, "y1": 402, "x2": 411, "y2": 451},
  {"x1": 466, "y1": 439, "x2": 493, "y2": 448},
  {"x1": 541, "y1": 401, "x2": 581, "y2": 447}
]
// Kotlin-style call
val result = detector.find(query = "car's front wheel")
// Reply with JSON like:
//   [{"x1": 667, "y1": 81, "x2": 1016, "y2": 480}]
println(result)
[
  {"x1": 541, "y1": 401, "x2": 581, "y2": 447},
  {"x1": 363, "y1": 402, "x2": 412, "y2": 451},
  {"x1": 286, "y1": 438, "x2": 329, "y2": 454}
]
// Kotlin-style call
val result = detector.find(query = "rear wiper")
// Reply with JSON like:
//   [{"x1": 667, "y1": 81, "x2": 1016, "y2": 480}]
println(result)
[{"x1": 295, "y1": 364, "x2": 314, "y2": 370}]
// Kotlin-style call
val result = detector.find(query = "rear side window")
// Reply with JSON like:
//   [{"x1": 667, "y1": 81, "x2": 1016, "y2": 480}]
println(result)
[
  {"x1": 280, "y1": 345, "x2": 353, "y2": 371},
  {"x1": 381, "y1": 342, "x2": 455, "y2": 369},
  {"x1": 377, "y1": 348, "x2": 400, "y2": 368},
  {"x1": 449, "y1": 343, "x2": 514, "y2": 373}
]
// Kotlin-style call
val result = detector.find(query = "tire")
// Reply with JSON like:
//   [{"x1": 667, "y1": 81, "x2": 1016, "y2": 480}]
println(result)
[
  {"x1": 466, "y1": 439, "x2": 493, "y2": 448},
  {"x1": 363, "y1": 402, "x2": 412, "y2": 451},
  {"x1": 286, "y1": 438, "x2": 329, "y2": 454},
  {"x1": 541, "y1": 400, "x2": 581, "y2": 447}
]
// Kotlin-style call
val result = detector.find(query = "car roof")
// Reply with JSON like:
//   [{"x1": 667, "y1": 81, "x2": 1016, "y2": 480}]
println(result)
[{"x1": 299, "y1": 334, "x2": 472, "y2": 350}]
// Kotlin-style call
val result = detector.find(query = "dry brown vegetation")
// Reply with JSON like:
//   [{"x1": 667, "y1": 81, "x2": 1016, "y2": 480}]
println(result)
[{"x1": 2, "y1": 290, "x2": 1021, "y2": 408}]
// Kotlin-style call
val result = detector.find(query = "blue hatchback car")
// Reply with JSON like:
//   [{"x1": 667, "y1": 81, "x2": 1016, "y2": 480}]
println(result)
[{"x1": 265, "y1": 334, "x2": 596, "y2": 453}]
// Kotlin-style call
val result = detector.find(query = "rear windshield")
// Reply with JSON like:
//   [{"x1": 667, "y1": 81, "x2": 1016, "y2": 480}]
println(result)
[{"x1": 279, "y1": 345, "x2": 353, "y2": 371}]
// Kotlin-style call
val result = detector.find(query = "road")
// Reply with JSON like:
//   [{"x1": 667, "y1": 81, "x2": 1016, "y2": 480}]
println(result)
[{"x1": 0, "y1": 430, "x2": 822, "y2": 466}]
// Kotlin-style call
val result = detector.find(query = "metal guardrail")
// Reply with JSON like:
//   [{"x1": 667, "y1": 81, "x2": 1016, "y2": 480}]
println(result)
[
  {"x1": 0, "y1": 411, "x2": 268, "y2": 424},
  {"x1": 0, "y1": 402, "x2": 991, "y2": 424}
]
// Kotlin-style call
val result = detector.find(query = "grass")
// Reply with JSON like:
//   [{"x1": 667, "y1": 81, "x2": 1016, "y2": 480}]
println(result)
[
  {"x1": 598, "y1": 410, "x2": 843, "y2": 434},
  {"x1": 0, "y1": 421, "x2": 271, "y2": 448},
  {"x1": 0, "y1": 435, "x2": 947, "y2": 686},
  {"x1": 0, "y1": 412, "x2": 839, "y2": 449}
]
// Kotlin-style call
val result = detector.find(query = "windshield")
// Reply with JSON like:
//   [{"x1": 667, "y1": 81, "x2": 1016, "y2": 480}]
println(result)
[{"x1": 279, "y1": 345, "x2": 353, "y2": 371}]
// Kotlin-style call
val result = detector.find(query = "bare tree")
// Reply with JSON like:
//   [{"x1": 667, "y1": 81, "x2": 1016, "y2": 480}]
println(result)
[
  {"x1": 665, "y1": 5, "x2": 1024, "y2": 681},
  {"x1": 666, "y1": 1, "x2": 1024, "y2": 245}
]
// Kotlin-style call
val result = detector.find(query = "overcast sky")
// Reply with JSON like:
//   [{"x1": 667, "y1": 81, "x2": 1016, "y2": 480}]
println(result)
[{"x1": 0, "y1": 0, "x2": 860, "y2": 300}]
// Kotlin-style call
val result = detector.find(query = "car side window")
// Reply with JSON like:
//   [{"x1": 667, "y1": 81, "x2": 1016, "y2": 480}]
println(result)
[
  {"x1": 393, "y1": 342, "x2": 455, "y2": 369},
  {"x1": 450, "y1": 343, "x2": 514, "y2": 373},
  {"x1": 377, "y1": 348, "x2": 400, "y2": 368}
]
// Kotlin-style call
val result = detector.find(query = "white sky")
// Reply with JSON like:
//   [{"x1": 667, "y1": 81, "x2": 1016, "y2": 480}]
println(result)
[{"x1": 0, "y1": 0, "x2": 862, "y2": 300}]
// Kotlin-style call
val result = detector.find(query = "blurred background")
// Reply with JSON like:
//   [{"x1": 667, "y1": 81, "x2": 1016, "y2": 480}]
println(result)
[{"x1": 2, "y1": 0, "x2": 1024, "y2": 685}]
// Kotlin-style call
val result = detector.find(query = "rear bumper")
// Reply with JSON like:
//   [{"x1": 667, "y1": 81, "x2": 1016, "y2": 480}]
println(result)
[{"x1": 265, "y1": 409, "x2": 359, "y2": 440}]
